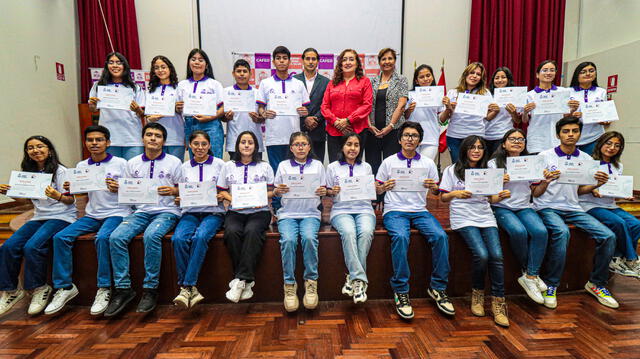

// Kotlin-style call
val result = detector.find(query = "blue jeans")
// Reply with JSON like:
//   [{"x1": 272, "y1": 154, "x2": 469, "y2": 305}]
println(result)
[
  {"x1": 588, "y1": 207, "x2": 640, "y2": 260},
  {"x1": 0, "y1": 219, "x2": 70, "y2": 291},
  {"x1": 446, "y1": 136, "x2": 463, "y2": 163},
  {"x1": 267, "y1": 144, "x2": 288, "y2": 210},
  {"x1": 184, "y1": 116, "x2": 224, "y2": 159},
  {"x1": 172, "y1": 213, "x2": 224, "y2": 286},
  {"x1": 578, "y1": 141, "x2": 596, "y2": 156},
  {"x1": 331, "y1": 213, "x2": 376, "y2": 282},
  {"x1": 107, "y1": 146, "x2": 144, "y2": 160},
  {"x1": 109, "y1": 212, "x2": 179, "y2": 289},
  {"x1": 383, "y1": 211, "x2": 450, "y2": 293},
  {"x1": 278, "y1": 217, "x2": 321, "y2": 284},
  {"x1": 537, "y1": 208, "x2": 616, "y2": 287},
  {"x1": 493, "y1": 207, "x2": 548, "y2": 276},
  {"x1": 163, "y1": 145, "x2": 185, "y2": 161},
  {"x1": 52, "y1": 216, "x2": 123, "y2": 289},
  {"x1": 456, "y1": 226, "x2": 505, "y2": 297}
]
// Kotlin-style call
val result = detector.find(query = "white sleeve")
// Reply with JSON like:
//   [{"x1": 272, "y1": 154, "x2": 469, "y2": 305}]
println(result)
[
  {"x1": 439, "y1": 166, "x2": 454, "y2": 192},
  {"x1": 89, "y1": 82, "x2": 98, "y2": 99},
  {"x1": 376, "y1": 159, "x2": 389, "y2": 183},
  {"x1": 427, "y1": 160, "x2": 439, "y2": 183},
  {"x1": 265, "y1": 163, "x2": 275, "y2": 185},
  {"x1": 135, "y1": 84, "x2": 145, "y2": 107},
  {"x1": 325, "y1": 164, "x2": 336, "y2": 188}
]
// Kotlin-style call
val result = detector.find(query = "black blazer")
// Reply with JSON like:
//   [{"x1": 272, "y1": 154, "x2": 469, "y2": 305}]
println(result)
[{"x1": 294, "y1": 72, "x2": 329, "y2": 141}]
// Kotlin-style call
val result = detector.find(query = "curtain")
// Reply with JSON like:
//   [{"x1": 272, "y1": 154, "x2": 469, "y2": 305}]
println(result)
[{"x1": 77, "y1": 0, "x2": 142, "y2": 102}]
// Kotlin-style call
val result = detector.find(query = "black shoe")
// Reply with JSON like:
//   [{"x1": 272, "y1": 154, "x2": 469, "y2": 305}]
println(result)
[
  {"x1": 104, "y1": 288, "x2": 136, "y2": 317},
  {"x1": 427, "y1": 287, "x2": 456, "y2": 316},
  {"x1": 136, "y1": 289, "x2": 158, "y2": 313}
]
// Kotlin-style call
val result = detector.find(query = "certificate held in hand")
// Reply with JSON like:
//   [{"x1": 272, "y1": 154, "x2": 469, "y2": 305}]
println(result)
[
  {"x1": 506, "y1": 156, "x2": 545, "y2": 181},
  {"x1": 532, "y1": 90, "x2": 570, "y2": 115},
  {"x1": 282, "y1": 174, "x2": 320, "y2": 199},
  {"x1": 183, "y1": 92, "x2": 217, "y2": 116},
  {"x1": 493, "y1": 87, "x2": 528, "y2": 107},
  {"x1": 118, "y1": 178, "x2": 159, "y2": 205},
  {"x1": 268, "y1": 93, "x2": 300, "y2": 116},
  {"x1": 391, "y1": 167, "x2": 429, "y2": 192},
  {"x1": 338, "y1": 175, "x2": 376, "y2": 202},
  {"x1": 178, "y1": 181, "x2": 217, "y2": 208},
  {"x1": 231, "y1": 182, "x2": 268, "y2": 210},
  {"x1": 598, "y1": 175, "x2": 633, "y2": 198},
  {"x1": 582, "y1": 101, "x2": 619, "y2": 124},
  {"x1": 410, "y1": 86, "x2": 444, "y2": 108},
  {"x1": 455, "y1": 93, "x2": 492, "y2": 117},
  {"x1": 97, "y1": 86, "x2": 134, "y2": 111},
  {"x1": 6, "y1": 171, "x2": 52, "y2": 199},
  {"x1": 223, "y1": 90, "x2": 256, "y2": 112},
  {"x1": 465, "y1": 168, "x2": 504, "y2": 195},
  {"x1": 145, "y1": 93, "x2": 176, "y2": 116},
  {"x1": 557, "y1": 159, "x2": 599, "y2": 185},
  {"x1": 68, "y1": 166, "x2": 107, "y2": 194}
]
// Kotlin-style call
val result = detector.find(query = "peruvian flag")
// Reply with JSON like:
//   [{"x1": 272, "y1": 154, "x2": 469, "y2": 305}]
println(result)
[{"x1": 438, "y1": 61, "x2": 448, "y2": 153}]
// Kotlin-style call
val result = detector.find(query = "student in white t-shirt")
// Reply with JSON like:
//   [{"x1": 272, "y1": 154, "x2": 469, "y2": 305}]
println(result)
[
  {"x1": 0, "y1": 136, "x2": 76, "y2": 317},
  {"x1": 404, "y1": 64, "x2": 443, "y2": 161},
  {"x1": 440, "y1": 62, "x2": 499, "y2": 163},
  {"x1": 223, "y1": 59, "x2": 264, "y2": 158},
  {"x1": 171, "y1": 131, "x2": 225, "y2": 308},
  {"x1": 273, "y1": 132, "x2": 326, "y2": 312},
  {"x1": 440, "y1": 135, "x2": 511, "y2": 327},
  {"x1": 45, "y1": 126, "x2": 131, "y2": 317},
  {"x1": 175, "y1": 49, "x2": 225, "y2": 159},
  {"x1": 326, "y1": 132, "x2": 375, "y2": 304},
  {"x1": 485, "y1": 67, "x2": 522, "y2": 156},
  {"x1": 145, "y1": 55, "x2": 185, "y2": 160},
  {"x1": 532, "y1": 116, "x2": 617, "y2": 309},
  {"x1": 579, "y1": 131, "x2": 640, "y2": 277},
  {"x1": 88, "y1": 52, "x2": 146, "y2": 160}
]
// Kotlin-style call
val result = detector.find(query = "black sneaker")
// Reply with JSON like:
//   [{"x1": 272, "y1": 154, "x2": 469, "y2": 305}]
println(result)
[
  {"x1": 136, "y1": 289, "x2": 158, "y2": 313},
  {"x1": 427, "y1": 287, "x2": 455, "y2": 316},
  {"x1": 104, "y1": 288, "x2": 136, "y2": 317},
  {"x1": 393, "y1": 292, "x2": 414, "y2": 319}
]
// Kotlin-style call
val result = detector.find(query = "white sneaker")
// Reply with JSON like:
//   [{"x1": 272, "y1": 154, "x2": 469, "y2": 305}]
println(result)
[
  {"x1": 542, "y1": 286, "x2": 557, "y2": 309},
  {"x1": 535, "y1": 276, "x2": 548, "y2": 292},
  {"x1": 90, "y1": 288, "x2": 111, "y2": 315},
  {"x1": 585, "y1": 281, "x2": 619, "y2": 309},
  {"x1": 609, "y1": 257, "x2": 636, "y2": 277},
  {"x1": 625, "y1": 258, "x2": 640, "y2": 277},
  {"x1": 283, "y1": 283, "x2": 299, "y2": 312},
  {"x1": 28, "y1": 284, "x2": 52, "y2": 315},
  {"x1": 190, "y1": 287, "x2": 204, "y2": 307},
  {"x1": 303, "y1": 279, "x2": 319, "y2": 310},
  {"x1": 341, "y1": 274, "x2": 353, "y2": 296},
  {"x1": 518, "y1": 274, "x2": 544, "y2": 304},
  {"x1": 352, "y1": 280, "x2": 367, "y2": 304},
  {"x1": 173, "y1": 287, "x2": 191, "y2": 308},
  {"x1": 240, "y1": 281, "x2": 255, "y2": 301},
  {"x1": 225, "y1": 279, "x2": 245, "y2": 303},
  {"x1": 0, "y1": 290, "x2": 25, "y2": 317},
  {"x1": 44, "y1": 284, "x2": 79, "y2": 315}
]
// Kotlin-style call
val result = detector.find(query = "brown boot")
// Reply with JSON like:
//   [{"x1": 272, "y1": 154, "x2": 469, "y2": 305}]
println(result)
[
  {"x1": 492, "y1": 297, "x2": 509, "y2": 327},
  {"x1": 471, "y1": 289, "x2": 485, "y2": 316}
]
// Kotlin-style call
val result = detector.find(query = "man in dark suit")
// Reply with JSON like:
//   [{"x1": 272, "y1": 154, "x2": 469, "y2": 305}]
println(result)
[{"x1": 294, "y1": 48, "x2": 330, "y2": 162}]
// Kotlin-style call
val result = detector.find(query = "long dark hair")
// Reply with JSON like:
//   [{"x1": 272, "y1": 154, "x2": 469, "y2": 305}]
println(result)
[
  {"x1": 188, "y1": 130, "x2": 213, "y2": 156},
  {"x1": 148, "y1": 55, "x2": 178, "y2": 92},
  {"x1": 412, "y1": 64, "x2": 436, "y2": 90},
  {"x1": 570, "y1": 61, "x2": 599, "y2": 88},
  {"x1": 488, "y1": 67, "x2": 515, "y2": 94},
  {"x1": 22, "y1": 136, "x2": 64, "y2": 183},
  {"x1": 332, "y1": 49, "x2": 364, "y2": 86},
  {"x1": 232, "y1": 131, "x2": 262, "y2": 163},
  {"x1": 454, "y1": 135, "x2": 489, "y2": 181},
  {"x1": 97, "y1": 52, "x2": 136, "y2": 89},
  {"x1": 491, "y1": 129, "x2": 528, "y2": 168},
  {"x1": 186, "y1": 48, "x2": 214, "y2": 80},
  {"x1": 592, "y1": 131, "x2": 624, "y2": 169},
  {"x1": 336, "y1": 132, "x2": 363, "y2": 163},
  {"x1": 287, "y1": 132, "x2": 316, "y2": 160}
]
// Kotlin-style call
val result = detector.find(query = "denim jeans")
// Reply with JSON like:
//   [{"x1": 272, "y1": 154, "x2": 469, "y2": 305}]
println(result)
[
  {"x1": 331, "y1": 213, "x2": 376, "y2": 282},
  {"x1": 267, "y1": 144, "x2": 288, "y2": 210},
  {"x1": 163, "y1": 145, "x2": 185, "y2": 161},
  {"x1": 106, "y1": 146, "x2": 144, "y2": 160},
  {"x1": 537, "y1": 208, "x2": 616, "y2": 287},
  {"x1": 109, "y1": 212, "x2": 179, "y2": 289},
  {"x1": 278, "y1": 217, "x2": 321, "y2": 284},
  {"x1": 446, "y1": 136, "x2": 464, "y2": 163},
  {"x1": 52, "y1": 216, "x2": 123, "y2": 289},
  {"x1": 456, "y1": 226, "x2": 505, "y2": 297},
  {"x1": 383, "y1": 211, "x2": 450, "y2": 293},
  {"x1": 578, "y1": 141, "x2": 597, "y2": 156},
  {"x1": 172, "y1": 213, "x2": 224, "y2": 286},
  {"x1": 484, "y1": 139, "x2": 502, "y2": 158},
  {"x1": 493, "y1": 207, "x2": 548, "y2": 276},
  {"x1": 184, "y1": 116, "x2": 224, "y2": 159},
  {"x1": 588, "y1": 207, "x2": 640, "y2": 260},
  {"x1": 0, "y1": 219, "x2": 70, "y2": 291}
]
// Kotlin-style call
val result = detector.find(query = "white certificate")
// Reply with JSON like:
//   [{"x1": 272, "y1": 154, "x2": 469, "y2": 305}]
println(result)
[
  {"x1": 231, "y1": 182, "x2": 268, "y2": 210},
  {"x1": 267, "y1": 93, "x2": 301, "y2": 116},
  {"x1": 145, "y1": 93, "x2": 176, "y2": 116},
  {"x1": 223, "y1": 90, "x2": 256, "y2": 112},
  {"x1": 118, "y1": 178, "x2": 159, "y2": 205},
  {"x1": 455, "y1": 93, "x2": 492, "y2": 117},
  {"x1": 337, "y1": 175, "x2": 376, "y2": 202},
  {"x1": 557, "y1": 159, "x2": 599, "y2": 185},
  {"x1": 582, "y1": 101, "x2": 619, "y2": 124},
  {"x1": 282, "y1": 174, "x2": 320, "y2": 199},
  {"x1": 178, "y1": 181, "x2": 217, "y2": 208},
  {"x1": 599, "y1": 175, "x2": 633, "y2": 198},
  {"x1": 506, "y1": 156, "x2": 545, "y2": 182},
  {"x1": 183, "y1": 92, "x2": 217, "y2": 116},
  {"x1": 96, "y1": 85, "x2": 134, "y2": 111},
  {"x1": 391, "y1": 167, "x2": 429, "y2": 192},
  {"x1": 532, "y1": 90, "x2": 570, "y2": 115},
  {"x1": 493, "y1": 87, "x2": 528, "y2": 107},
  {"x1": 68, "y1": 166, "x2": 107, "y2": 194},
  {"x1": 6, "y1": 171, "x2": 52, "y2": 199},
  {"x1": 410, "y1": 86, "x2": 444, "y2": 108},
  {"x1": 465, "y1": 168, "x2": 504, "y2": 195}
]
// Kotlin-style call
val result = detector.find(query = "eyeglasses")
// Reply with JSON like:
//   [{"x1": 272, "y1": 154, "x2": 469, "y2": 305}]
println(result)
[
  {"x1": 604, "y1": 141, "x2": 621, "y2": 149},
  {"x1": 291, "y1": 143, "x2": 309, "y2": 148},
  {"x1": 27, "y1": 144, "x2": 48, "y2": 151},
  {"x1": 108, "y1": 61, "x2": 123, "y2": 66},
  {"x1": 506, "y1": 137, "x2": 525, "y2": 144},
  {"x1": 153, "y1": 65, "x2": 169, "y2": 71},
  {"x1": 469, "y1": 145, "x2": 484, "y2": 151},
  {"x1": 191, "y1": 142, "x2": 210, "y2": 148},
  {"x1": 579, "y1": 68, "x2": 596, "y2": 75},
  {"x1": 540, "y1": 68, "x2": 556, "y2": 73},
  {"x1": 401, "y1": 133, "x2": 420, "y2": 140}
]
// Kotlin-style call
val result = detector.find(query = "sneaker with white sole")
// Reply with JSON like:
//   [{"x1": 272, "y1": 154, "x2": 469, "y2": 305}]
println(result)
[
  {"x1": 90, "y1": 288, "x2": 111, "y2": 315},
  {"x1": 190, "y1": 287, "x2": 204, "y2": 307},
  {"x1": 625, "y1": 258, "x2": 640, "y2": 278},
  {"x1": 44, "y1": 284, "x2": 78, "y2": 315},
  {"x1": 173, "y1": 287, "x2": 191, "y2": 308},
  {"x1": 394, "y1": 292, "x2": 414, "y2": 319},
  {"x1": 0, "y1": 290, "x2": 25, "y2": 317},
  {"x1": 226, "y1": 279, "x2": 245, "y2": 303},
  {"x1": 303, "y1": 279, "x2": 319, "y2": 309},
  {"x1": 609, "y1": 257, "x2": 636, "y2": 277},
  {"x1": 341, "y1": 274, "x2": 353, "y2": 297},
  {"x1": 240, "y1": 281, "x2": 255, "y2": 301},
  {"x1": 28, "y1": 284, "x2": 52, "y2": 315},
  {"x1": 542, "y1": 286, "x2": 557, "y2": 309},
  {"x1": 535, "y1": 276, "x2": 548, "y2": 292},
  {"x1": 518, "y1": 274, "x2": 544, "y2": 304},
  {"x1": 427, "y1": 287, "x2": 455, "y2": 316},
  {"x1": 283, "y1": 283, "x2": 299, "y2": 312},
  {"x1": 585, "y1": 281, "x2": 619, "y2": 309},
  {"x1": 352, "y1": 280, "x2": 367, "y2": 304}
]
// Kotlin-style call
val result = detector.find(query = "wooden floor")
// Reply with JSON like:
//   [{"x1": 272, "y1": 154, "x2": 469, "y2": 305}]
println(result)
[{"x1": 1, "y1": 277, "x2": 640, "y2": 358}]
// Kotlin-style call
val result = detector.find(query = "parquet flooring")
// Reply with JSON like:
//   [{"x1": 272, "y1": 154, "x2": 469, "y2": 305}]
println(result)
[{"x1": 1, "y1": 277, "x2": 640, "y2": 358}]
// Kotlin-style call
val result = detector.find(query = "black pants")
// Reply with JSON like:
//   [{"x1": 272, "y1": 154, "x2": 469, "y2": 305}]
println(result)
[
  {"x1": 312, "y1": 140, "x2": 325, "y2": 163},
  {"x1": 483, "y1": 139, "x2": 502, "y2": 159},
  {"x1": 364, "y1": 129, "x2": 400, "y2": 176},
  {"x1": 223, "y1": 210, "x2": 272, "y2": 281},
  {"x1": 327, "y1": 132, "x2": 368, "y2": 163}
]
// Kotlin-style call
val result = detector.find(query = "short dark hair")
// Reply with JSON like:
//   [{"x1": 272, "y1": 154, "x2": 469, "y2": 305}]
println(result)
[
  {"x1": 232, "y1": 131, "x2": 262, "y2": 163},
  {"x1": 555, "y1": 116, "x2": 582, "y2": 135},
  {"x1": 142, "y1": 122, "x2": 167, "y2": 140},
  {"x1": 302, "y1": 48, "x2": 319, "y2": 59},
  {"x1": 272, "y1": 46, "x2": 291, "y2": 59},
  {"x1": 336, "y1": 132, "x2": 363, "y2": 163},
  {"x1": 233, "y1": 59, "x2": 251, "y2": 71},
  {"x1": 397, "y1": 121, "x2": 424, "y2": 143},
  {"x1": 412, "y1": 64, "x2": 435, "y2": 90},
  {"x1": 84, "y1": 125, "x2": 110, "y2": 140},
  {"x1": 287, "y1": 131, "x2": 317, "y2": 160}
]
